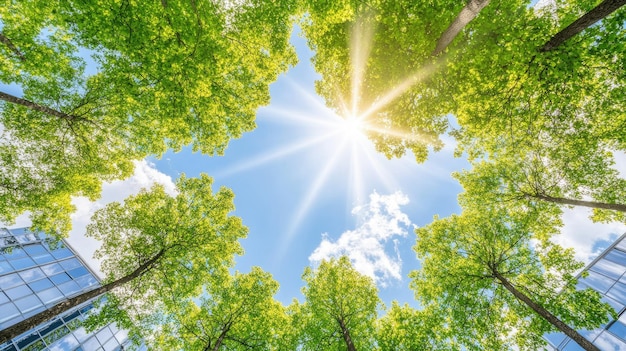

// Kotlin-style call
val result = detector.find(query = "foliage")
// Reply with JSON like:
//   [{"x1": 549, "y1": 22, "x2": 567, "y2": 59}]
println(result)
[
  {"x1": 83, "y1": 174, "x2": 247, "y2": 343},
  {"x1": 296, "y1": 256, "x2": 381, "y2": 350},
  {"x1": 410, "y1": 205, "x2": 615, "y2": 350},
  {"x1": 0, "y1": 0, "x2": 297, "y2": 237},
  {"x1": 152, "y1": 267, "x2": 287, "y2": 350}
]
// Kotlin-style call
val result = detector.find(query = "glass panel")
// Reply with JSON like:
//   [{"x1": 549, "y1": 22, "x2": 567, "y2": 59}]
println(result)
[
  {"x1": 616, "y1": 239, "x2": 626, "y2": 252},
  {"x1": 14, "y1": 294, "x2": 42, "y2": 313},
  {"x1": 0, "y1": 261, "x2": 12, "y2": 274},
  {"x1": 68, "y1": 267, "x2": 89, "y2": 279},
  {"x1": 103, "y1": 336, "x2": 119, "y2": 351},
  {"x1": 19, "y1": 267, "x2": 45, "y2": 282},
  {"x1": 594, "y1": 330, "x2": 626, "y2": 350},
  {"x1": 113, "y1": 329, "x2": 128, "y2": 344},
  {"x1": 73, "y1": 327, "x2": 90, "y2": 343},
  {"x1": 591, "y1": 259, "x2": 626, "y2": 280},
  {"x1": 37, "y1": 287, "x2": 64, "y2": 304},
  {"x1": 29, "y1": 278, "x2": 54, "y2": 292},
  {"x1": 0, "y1": 292, "x2": 8, "y2": 304},
  {"x1": 21, "y1": 339, "x2": 45, "y2": 351},
  {"x1": 5, "y1": 284, "x2": 32, "y2": 300},
  {"x1": 75, "y1": 275, "x2": 98, "y2": 289},
  {"x1": 50, "y1": 273, "x2": 72, "y2": 285},
  {"x1": 0, "y1": 237, "x2": 19, "y2": 248},
  {"x1": 608, "y1": 283, "x2": 626, "y2": 304},
  {"x1": 0, "y1": 343, "x2": 17, "y2": 351},
  {"x1": 51, "y1": 247, "x2": 73, "y2": 260},
  {"x1": 606, "y1": 249, "x2": 626, "y2": 266},
  {"x1": 33, "y1": 253, "x2": 54, "y2": 265},
  {"x1": 15, "y1": 233, "x2": 37, "y2": 244},
  {"x1": 41, "y1": 263, "x2": 64, "y2": 276},
  {"x1": 579, "y1": 271, "x2": 615, "y2": 293},
  {"x1": 39, "y1": 318, "x2": 64, "y2": 339},
  {"x1": 0, "y1": 273, "x2": 23, "y2": 289},
  {"x1": 59, "y1": 258, "x2": 81, "y2": 271},
  {"x1": 562, "y1": 339, "x2": 585, "y2": 350},
  {"x1": 608, "y1": 321, "x2": 626, "y2": 340},
  {"x1": 0, "y1": 303, "x2": 20, "y2": 322},
  {"x1": 2, "y1": 246, "x2": 26, "y2": 259},
  {"x1": 8, "y1": 256, "x2": 36, "y2": 270},
  {"x1": 58, "y1": 281, "x2": 81, "y2": 297},
  {"x1": 16, "y1": 331, "x2": 41, "y2": 350},
  {"x1": 48, "y1": 333, "x2": 79, "y2": 351},
  {"x1": 601, "y1": 295, "x2": 625, "y2": 313},
  {"x1": 81, "y1": 337, "x2": 102, "y2": 350},
  {"x1": 96, "y1": 327, "x2": 113, "y2": 345},
  {"x1": 43, "y1": 325, "x2": 70, "y2": 347},
  {"x1": 23, "y1": 244, "x2": 47, "y2": 256}
]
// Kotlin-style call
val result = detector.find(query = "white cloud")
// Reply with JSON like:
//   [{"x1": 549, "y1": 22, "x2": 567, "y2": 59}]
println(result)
[
  {"x1": 4, "y1": 159, "x2": 175, "y2": 278},
  {"x1": 309, "y1": 191, "x2": 411, "y2": 287},
  {"x1": 552, "y1": 207, "x2": 626, "y2": 265}
]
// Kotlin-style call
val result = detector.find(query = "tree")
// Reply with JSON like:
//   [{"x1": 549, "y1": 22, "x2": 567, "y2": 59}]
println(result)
[
  {"x1": 0, "y1": 174, "x2": 247, "y2": 343},
  {"x1": 296, "y1": 256, "x2": 380, "y2": 351},
  {"x1": 410, "y1": 205, "x2": 615, "y2": 350},
  {"x1": 375, "y1": 301, "x2": 458, "y2": 350},
  {"x1": 152, "y1": 267, "x2": 287, "y2": 351},
  {"x1": 0, "y1": 0, "x2": 297, "y2": 237}
]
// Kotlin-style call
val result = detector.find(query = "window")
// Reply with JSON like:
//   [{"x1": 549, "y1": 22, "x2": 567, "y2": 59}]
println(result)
[
  {"x1": 19, "y1": 267, "x2": 45, "y2": 282},
  {"x1": 0, "y1": 273, "x2": 23, "y2": 289},
  {"x1": 5, "y1": 284, "x2": 32, "y2": 300},
  {"x1": 0, "y1": 303, "x2": 20, "y2": 322},
  {"x1": 37, "y1": 287, "x2": 64, "y2": 305},
  {"x1": 591, "y1": 259, "x2": 625, "y2": 280},
  {"x1": 58, "y1": 281, "x2": 81, "y2": 297},
  {"x1": 51, "y1": 247, "x2": 73, "y2": 260},
  {"x1": 8, "y1": 256, "x2": 36, "y2": 270},
  {"x1": 606, "y1": 249, "x2": 626, "y2": 267},
  {"x1": 579, "y1": 271, "x2": 615, "y2": 293},
  {"x1": 14, "y1": 294, "x2": 42, "y2": 313},
  {"x1": 68, "y1": 267, "x2": 89, "y2": 279},
  {"x1": 50, "y1": 273, "x2": 72, "y2": 285},
  {"x1": 29, "y1": 278, "x2": 54, "y2": 292},
  {"x1": 60, "y1": 258, "x2": 81, "y2": 271},
  {"x1": 41, "y1": 263, "x2": 64, "y2": 276},
  {"x1": 608, "y1": 282, "x2": 626, "y2": 304}
]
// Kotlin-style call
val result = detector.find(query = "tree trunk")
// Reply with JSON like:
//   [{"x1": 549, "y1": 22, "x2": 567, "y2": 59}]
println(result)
[
  {"x1": 431, "y1": 0, "x2": 490, "y2": 56},
  {"x1": 0, "y1": 91, "x2": 77, "y2": 121},
  {"x1": 0, "y1": 249, "x2": 165, "y2": 344},
  {"x1": 540, "y1": 0, "x2": 626, "y2": 52},
  {"x1": 211, "y1": 324, "x2": 231, "y2": 351},
  {"x1": 337, "y1": 318, "x2": 357, "y2": 351},
  {"x1": 529, "y1": 193, "x2": 626, "y2": 212},
  {"x1": 0, "y1": 33, "x2": 25, "y2": 61},
  {"x1": 493, "y1": 271, "x2": 600, "y2": 351}
]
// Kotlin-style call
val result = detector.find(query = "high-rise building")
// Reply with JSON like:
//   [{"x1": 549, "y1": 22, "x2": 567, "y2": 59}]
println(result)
[
  {"x1": 0, "y1": 227, "x2": 143, "y2": 351},
  {"x1": 545, "y1": 233, "x2": 626, "y2": 350}
]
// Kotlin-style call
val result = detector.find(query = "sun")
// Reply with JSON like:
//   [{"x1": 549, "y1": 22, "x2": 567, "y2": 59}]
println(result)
[{"x1": 339, "y1": 114, "x2": 367, "y2": 139}]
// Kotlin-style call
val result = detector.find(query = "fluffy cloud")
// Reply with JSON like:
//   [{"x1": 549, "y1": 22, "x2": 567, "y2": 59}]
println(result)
[
  {"x1": 6, "y1": 159, "x2": 175, "y2": 278},
  {"x1": 309, "y1": 191, "x2": 411, "y2": 287}
]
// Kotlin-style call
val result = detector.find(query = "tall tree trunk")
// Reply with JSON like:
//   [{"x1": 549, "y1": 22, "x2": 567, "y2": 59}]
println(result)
[
  {"x1": 431, "y1": 0, "x2": 491, "y2": 56},
  {"x1": 210, "y1": 323, "x2": 231, "y2": 351},
  {"x1": 0, "y1": 249, "x2": 165, "y2": 343},
  {"x1": 493, "y1": 271, "x2": 600, "y2": 351},
  {"x1": 527, "y1": 192, "x2": 626, "y2": 212},
  {"x1": 0, "y1": 91, "x2": 77, "y2": 121},
  {"x1": 337, "y1": 318, "x2": 357, "y2": 351},
  {"x1": 0, "y1": 33, "x2": 25, "y2": 61},
  {"x1": 540, "y1": 0, "x2": 626, "y2": 52}
]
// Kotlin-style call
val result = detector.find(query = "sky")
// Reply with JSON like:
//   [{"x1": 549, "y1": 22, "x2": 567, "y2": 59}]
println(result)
[{"x1": 7, "y1": 23, "x2": 626, "y2": 308}]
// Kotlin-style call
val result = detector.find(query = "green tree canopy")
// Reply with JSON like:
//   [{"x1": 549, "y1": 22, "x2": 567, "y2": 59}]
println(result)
[
  {"x1": 296, "y1": 256, "x2": 381, "y2": 351},
  {"x1": 0, "y1": 0, "x2": 297, "y2": 237}
]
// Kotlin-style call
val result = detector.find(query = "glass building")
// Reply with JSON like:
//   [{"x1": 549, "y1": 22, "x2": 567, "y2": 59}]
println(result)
[
  {"x1": 545, "y1": 233, "x2": 626, "y2": 350},
  {"x1": 0, "y1": 227, "x2": 143, "y2": 351}
]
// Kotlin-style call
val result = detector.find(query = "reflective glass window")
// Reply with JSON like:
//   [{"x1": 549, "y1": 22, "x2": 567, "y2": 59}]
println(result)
[
  {"x1": 8, "y1": 256, "x2": 36, "y2": 270},
  {"x1": 39, "y1": 318, "x2": 64, "y2": 339},
  {"x1": 0, "y1": 292, "x2": 8, "y2": 304},
  {"x1": 114, "y1": 329, "x2": 128, "y2": 344},
  {"x1": 15, "y1": 233, "x2": 37, "y2": 244},
  {"x1": 48, "y1": 333, "x2": 79, "y2": 351},
  {"x1": 75, "y1": 275, "x2": 98, "y2": 289},
  {"x1": 0, "y1": 303, "x2": 20, "y2": 322},
  {"x1": 579, "y1": 271, "x2": 615, "y2": 293},
  {"x1": 51, "y1": 247, "x2": 73, "y2": 260},
  {"x1": 0, "y1": 273, "x2": 23, "y2": 289},
  {"x1": 591, "y1": 259, "x2": 626, "y2": 280},
  {"x1": 63, "y1": 310, "x2": 82, "y2": 324},
  {"x1": 82, "y1": 336, "x2": 102, "y2": 350},
  {"x1": 60, "y1": 258, "x2": 81, "y2": 271},
  {"x1": 19, "y1": 267, "x2": 45, "y2": 282},
  {"x1": 50, "y1": 272, "x2": 72, "y2": 285},
  {"x1": 29, "y1": 278, "x2": 54, "y2": 292},
  {"x1": 2, "y1": 246, "x2": 26, "y2": 259},
  {"x1": 103, "y1": 336, "x2": 120, "y2": 351},
  {"x1": 37, "y1": 287, "x2": 64, "y2": 304},
  {"x1": 68, "y1": 267, "x2": 89, "y2": 279},
  {"x1": 73, "y1": 327, "x2": 90, "y2": 343},
  {"x1": 5, "y1": 284, "x2": 32, "y2": 300},
  {"x1": 609, "y1": 321, "x2": 626, "y2": 340},
  {"x1": 0, "y1": 261, "x2": 12, "y2": 274},
  {"x1": 41, "y1": 263, "x2": 64, "y2": 276},
  {"x1": 14, "y1": 294, "x2": 41, "y2": 313},
  {"x1": 594, "y1": 330, "x2": 626, "y2": 350},
  {"x1": 58, "y1": 281, "x2": 81, "y2": 297},
  {"x1": 24, "y1": 244, "x2": 47, "y2": 256},
  {"x1": 561, "y1": 339, "x2": 585, "y2": 350},
  {"x1": 606, "y1": 249, "x2": 626, "y2": 266},
  {"x1": 96, "y1": 327, "x2": 114, "y2": 345},
  {"x1": 601, "y1": 295, "x2": 625, "y2": 313},
  {"x1": 43, "y1": 325, "x2": 70, "y2": 348},
  {"x1": 608, "y1": 283, "x2": 626, "y2": 304},
  {"x1": 0, "y1": 237, "x2": 19, "y2": 248},
  {"x1": 21, "y1": 339, "x2": 45, "y2": 351},
  {"x1": 16, "y1": 331, "x2": 40, "y2": 350},
  {"x1": 33, "y1": 253, "x2": 54, "y2": 265},
  {"x1": 616, "y1": 239, "x2": 626, "y2": 252},
  {"x1": 0, "y1": 343, "x2": 17, "y2": 351}
]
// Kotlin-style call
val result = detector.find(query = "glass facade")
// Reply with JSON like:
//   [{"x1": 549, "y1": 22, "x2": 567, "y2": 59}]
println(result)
[
  {"x1": 545, "y1": 233, "x2": 626, "y2": 351},
  {"x1": 0, "y1": 227, "x2": 144, "y2": 351}
]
